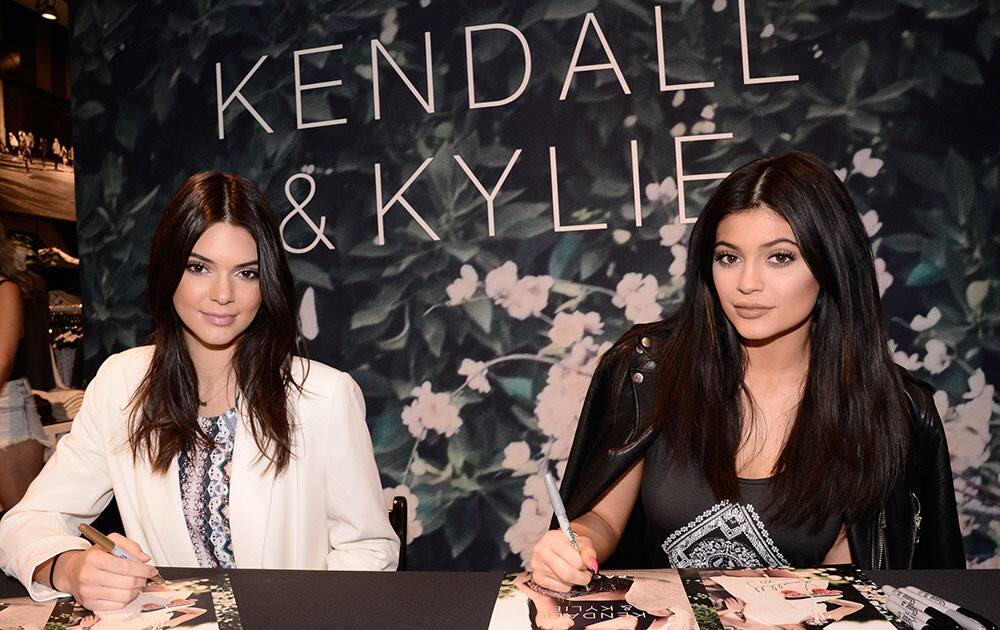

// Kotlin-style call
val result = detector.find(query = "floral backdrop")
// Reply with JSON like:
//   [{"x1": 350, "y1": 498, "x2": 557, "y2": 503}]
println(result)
[{"x1": 71, "y1": 0, "x2": 999, "y2": 569}]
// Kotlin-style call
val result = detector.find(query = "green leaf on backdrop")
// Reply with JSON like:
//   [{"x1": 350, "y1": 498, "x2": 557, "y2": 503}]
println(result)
[
  {"x1": 420, "y1": 310, "x2": 447, "y2": 357},
  {"x1": 907, "y1": 261, "x2": 945, "y2": 287},
  {"x1": 945, "y1": 150, "x2": 975, "y2": 221},
  {"x1": 549, "y1": 233, "x2": 583, "y2": 278},
  {"x1": 496, "y1": 376, "x2": 536, "y2": 405},
  {"x1": 289, "y1": 259, "x2": 334, "y2": 290},
  {"x1": 893, "y1": 152, "x2": 946, "y2": 192},
  {"x1": 936, "y1": 51, "x2": 984, "y2": 85},
  {"x1": 351, "y1": 303, "x2": 395, "y2": 330},
  {"x1": 881, "y1": 233, "x2": 927, "y2": 253},
  {"x1": 580, "y1": 244, "x2": 610, "y2": 280},
  {"x1": 463, "y1": 299, "x2": 494, "y2": 333},
  {"x1": 544, "y1": 0, "x2": 599, "y2": 20},
  {"x1": 444, "y1": 496, "x2": 483, "y2": 558}
]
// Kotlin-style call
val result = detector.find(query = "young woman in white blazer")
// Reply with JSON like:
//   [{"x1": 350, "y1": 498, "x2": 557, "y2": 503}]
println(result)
[{"x1": 0, "y1": 171, "x2": 398, "y2": 609}]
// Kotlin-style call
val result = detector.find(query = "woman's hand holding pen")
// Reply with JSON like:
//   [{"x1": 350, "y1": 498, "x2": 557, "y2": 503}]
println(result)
[
  {"x1": 53, "y1": 533, "x2": 158, "y2": 611},
  {"x1": 529, "y1": 528, "x2": 599, "y2": 592}
]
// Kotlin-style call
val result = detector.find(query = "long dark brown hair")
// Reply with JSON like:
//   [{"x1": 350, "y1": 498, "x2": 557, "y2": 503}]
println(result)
[
  {"x1": 620, "y1": 151, "x2": 909, "y2": 530},
  {"x1": 129, "y1": 171, "x2": 302, "y2": 474}
]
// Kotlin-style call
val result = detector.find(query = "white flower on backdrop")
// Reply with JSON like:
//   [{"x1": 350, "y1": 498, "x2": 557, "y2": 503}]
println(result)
[
  {"x1": 851, "y1": 148, "x2": 885, "y2": 177},
  {"x1": 505, "y1": 275, "x2": 555, "y2": 320},
  {"x1": 446, "y1": 264, "x2": 478, "y2": 306},
  {"x1": 504, "y1": 494, "x2": 553, "y2": 565},
  {"x1": 669, "y1": 245, "x2": 687, "y2": 278},
  {"x1": 485, "y1": 261, "x2": 518, "y2": 302},
  {"x1": 691, "y1": 120, "x2": 717, "y2": 135},
  {"x1": 944, "y1": 370, "x2": 995, "y2": 472},
  {"x1": 502, "y1": 441, "x2": 533, "y2": 474},
  {"x1": 861, "y1": 209, "x2": 882, "y2": 237},
  {"x1": 299, "y1": 287, "x2": 319, "y2": 340},
  {"x1": 922, "y1": 339, "x2": 952, "y2": 375},
  {"x1": 457, "y1": 358, "x2": 490, "y2": 393},
  {"x1": 874, "y1": 258, "x2": 893, "y2": 296},
  {"x1": 401, "y1": 381, "x2": 463, "y2": 438},
  {"x1": 659, "y1": 223, "x2": 687, "y2": 247},
  {"x1": 535, "y1": 337, "x2": 610, "y2": 463},
  {"x1": 485, "y1": 261, "x2": 554, "y2": 321},
  {"x1": 380, "y1": 8, "x2": 399, "y2": 44},
  {"x1": 892, "y1": 349, "x2": 921, "y2": 371},
  {"x1": 548, "y1": 311, "x2": 604, "y2": 347},
  {"x1": 910, "y1": 306, "x2": 942, "y2": 331},
  {"x1": 613, "y1": 273, "x2": 662, "y2": 323},
  {"x1": 851, "y1": 148, "x2": 884, "y2": 178},
  {"x1": 646, "y1": 176, "x2": 678, "y2": 204}
]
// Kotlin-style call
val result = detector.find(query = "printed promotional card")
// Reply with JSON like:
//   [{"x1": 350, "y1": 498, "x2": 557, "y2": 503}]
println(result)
[
  {"x1": 488, "y1": 569, "x2": 698, "y2": 629},
  {"x1": 681, "y1": 566, "x2": 894, "y2": 630},
  {"x1": 0, "y1": 595, "x2": 57, "y2": 629},
  {"x1": 44, "y1": 575, "x2": 242, "y2": 630}
]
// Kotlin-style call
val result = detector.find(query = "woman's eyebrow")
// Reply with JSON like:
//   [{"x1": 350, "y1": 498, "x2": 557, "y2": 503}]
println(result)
[
  {"x1": 715, "y1": 240, "x2": 740, "y2": 250},
  {"x1": 714, "y1": 238, "x2": 798, "y2": 249},
  {"x1": 761, "y1": 237, "x2": 798, "y2": 248},
  {"x1": 187, "y1": 253, "x2": 259, "y2": 267}
]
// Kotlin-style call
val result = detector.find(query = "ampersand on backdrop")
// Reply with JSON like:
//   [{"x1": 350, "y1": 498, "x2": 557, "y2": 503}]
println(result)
[{"x1": 280, "y1": 173, "x2": 335, "y2": 253}]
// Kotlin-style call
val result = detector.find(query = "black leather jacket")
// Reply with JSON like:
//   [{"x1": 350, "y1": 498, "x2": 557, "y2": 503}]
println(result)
[{"x1": 558, "y1": 322, "x2": 966, "y2": 569}]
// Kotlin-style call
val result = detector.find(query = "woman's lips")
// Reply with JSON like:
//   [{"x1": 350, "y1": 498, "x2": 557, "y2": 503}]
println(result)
[
  {"x1": 733, "y1": 304, "x2": 773, "y2": 319},
  {"x1": 201, "y1": 312, "x2": 236, "y2": 325}
]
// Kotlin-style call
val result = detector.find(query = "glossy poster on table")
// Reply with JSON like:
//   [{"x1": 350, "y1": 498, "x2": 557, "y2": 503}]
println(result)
[
  {"x1": 43, "y1": 576, "x2": 242, "y2": 630},
  {"x1": 682, "y1": 566, "x2": 893, "y2": 630},
  {"x1": 488, "y1": 569, "x2": 697, "y2": 630}
]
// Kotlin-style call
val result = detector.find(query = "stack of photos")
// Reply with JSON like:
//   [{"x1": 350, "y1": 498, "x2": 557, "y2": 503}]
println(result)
[
  {"x1": 488, "y1": 566, "x2": 894, "y2": 630},
  {"x1": 42, "y1": 575, "x2": 242, "y2": 630}
]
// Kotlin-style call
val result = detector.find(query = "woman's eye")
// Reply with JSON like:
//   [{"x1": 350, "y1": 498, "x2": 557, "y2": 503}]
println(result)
[
  {"x1": 185, "y1": 262, "x2": 208, "y2": 274},
  {"x1": 768, "y1": 251, "x2": 796, "y2": 265},
  {"x1": 237, "y1": 268, "x2": 259, "y2": 279},
  {"x1": 713, "y1": 252, "x2": 739, "y2": 265}
]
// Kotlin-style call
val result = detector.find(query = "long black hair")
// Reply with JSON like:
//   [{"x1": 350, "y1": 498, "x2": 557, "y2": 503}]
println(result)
[
  {"x1": 621, "y1": 151, "x2": 909, "y2": 529},
  {"x1": 129, "y1": 171, "x2": 302, "y2": 474}
]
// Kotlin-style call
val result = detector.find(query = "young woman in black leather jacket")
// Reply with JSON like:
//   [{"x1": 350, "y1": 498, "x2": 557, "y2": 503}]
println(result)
[{"x1": 529, "y1": 152, "x2": 964, "y2": 591}]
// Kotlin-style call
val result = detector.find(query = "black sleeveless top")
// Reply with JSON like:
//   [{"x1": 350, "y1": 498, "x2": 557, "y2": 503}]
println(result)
[{"x1": 640, "y1": 433, "x2": 842, "y2": 568}]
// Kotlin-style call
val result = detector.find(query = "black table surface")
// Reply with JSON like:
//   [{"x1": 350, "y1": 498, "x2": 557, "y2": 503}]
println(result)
[{"x1": 2, "y1": 567, "x2": 997, "y2": 629}]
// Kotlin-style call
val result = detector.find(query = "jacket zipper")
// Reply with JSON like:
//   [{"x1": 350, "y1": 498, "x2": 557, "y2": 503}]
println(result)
[
  {"x1": 873, "y1": 509, "x2": 887, "y2": 569},
  {"x1": 907, "y1": 492, "x2": 922, "y2": 568}
]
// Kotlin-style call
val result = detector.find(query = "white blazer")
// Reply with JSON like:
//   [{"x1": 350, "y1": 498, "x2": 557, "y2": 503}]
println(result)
[{"x1": 0, "y1": 346, "x2": 399, "y2": 600}]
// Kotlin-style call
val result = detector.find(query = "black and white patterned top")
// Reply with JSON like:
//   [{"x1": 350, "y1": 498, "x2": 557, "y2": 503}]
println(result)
[
  {"x1": 178, "y1": 407, "x2": 238, "y2": 568},
  {"x1": 641, "y1": 434, "x2": 842, "y2": 568}
]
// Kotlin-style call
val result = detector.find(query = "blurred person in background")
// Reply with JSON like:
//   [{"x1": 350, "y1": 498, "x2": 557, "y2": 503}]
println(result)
[{"x1": 0, "y1": 221, "x2": 50, "y2": 511}]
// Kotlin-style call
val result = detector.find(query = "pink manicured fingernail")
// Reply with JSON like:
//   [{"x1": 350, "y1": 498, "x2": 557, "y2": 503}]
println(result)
[{"x1": 589, "y1": 558, "x2": 599, "y2": 573}]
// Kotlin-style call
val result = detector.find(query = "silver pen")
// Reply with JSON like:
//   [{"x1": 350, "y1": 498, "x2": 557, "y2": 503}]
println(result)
[{"x1": 543, "y1": 469, "x2": 579, "y2": 551}]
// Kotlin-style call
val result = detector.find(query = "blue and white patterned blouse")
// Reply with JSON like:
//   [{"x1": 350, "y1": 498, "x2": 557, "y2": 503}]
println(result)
[{"x1": 178, "y1": 407, "x2": 237, "y2": 568}]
